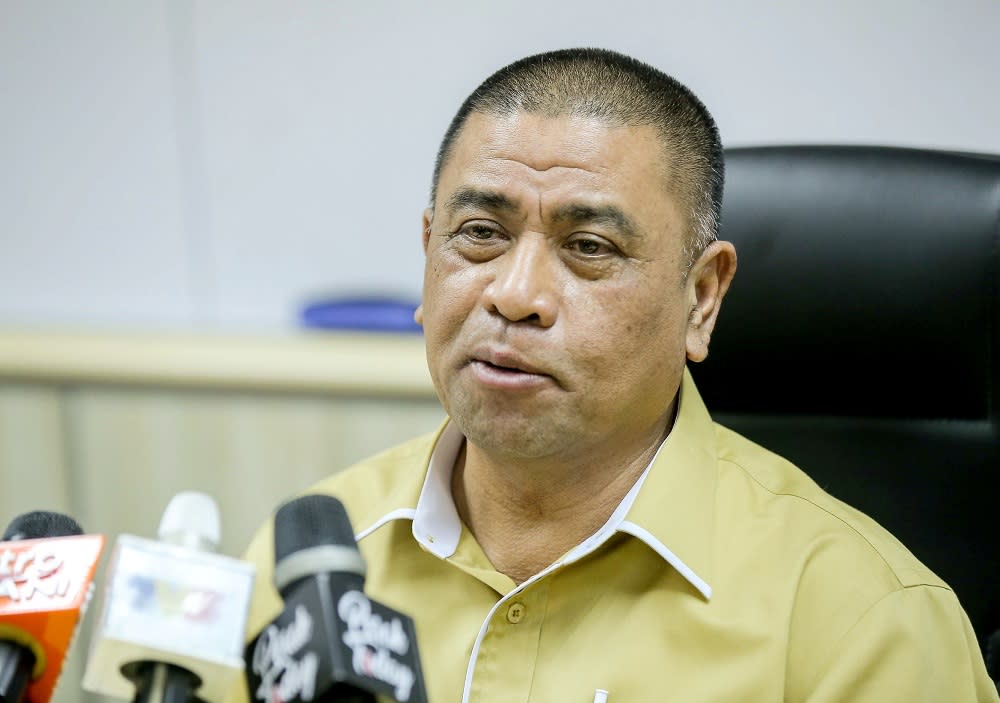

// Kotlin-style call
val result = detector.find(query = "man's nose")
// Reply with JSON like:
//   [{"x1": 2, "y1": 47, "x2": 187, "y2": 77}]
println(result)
[{"x1": 481, "y1": 236, "x2": 558, "y2": 326}]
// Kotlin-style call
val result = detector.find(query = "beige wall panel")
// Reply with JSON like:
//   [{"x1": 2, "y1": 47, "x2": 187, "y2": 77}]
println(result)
[
  {"x1": 0, "y1": 384, "x2": 95, "y2": 703},
  {"x1": 62, "y1": 386, "x2": 444, "y2": 556},
  {"x1": 0, "y1": 383, "x2": 70, "y2": 528},
  {"x1": 2, "y1": 331, "x2": 443, "y2": 702},
  {"x1": 51, "y1": 385, "x2": 442, "y2": 703}
]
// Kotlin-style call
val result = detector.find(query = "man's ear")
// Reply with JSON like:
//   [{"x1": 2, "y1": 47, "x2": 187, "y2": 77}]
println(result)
[
  {"x1": 414, "y1": 209, "x2": 434, "y2": 326},
  {"x1": 422, "y1": 208, "x2": 434, "y2": 252},
  {"x1": 685, "y1": 240, "x2": 737, "y2": 363}
]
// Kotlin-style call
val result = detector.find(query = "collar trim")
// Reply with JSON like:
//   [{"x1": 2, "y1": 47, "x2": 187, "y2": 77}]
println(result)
[
  {"x1": 355, "y1": 508, "x2": 417, "y2": 542},
  {"x1": 618, "y1": 520, "x2": 712, "y2": 599},
  {"x1": 620, "y1": 368, "x2": 718, "y2": 596}
]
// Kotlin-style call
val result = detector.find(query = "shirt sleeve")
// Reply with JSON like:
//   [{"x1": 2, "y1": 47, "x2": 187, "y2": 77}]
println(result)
[
  {"x1": 222, "y1": 519, "x2": 283, "y2": 703},
  {"x1": 804, "y1": 585, "x2": 998, "y2": 702}
]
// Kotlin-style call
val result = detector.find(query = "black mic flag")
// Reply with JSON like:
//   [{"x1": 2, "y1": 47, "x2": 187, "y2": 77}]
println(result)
[{"x1": 245, "y1": 495, "x2": 428, "y2": 703}]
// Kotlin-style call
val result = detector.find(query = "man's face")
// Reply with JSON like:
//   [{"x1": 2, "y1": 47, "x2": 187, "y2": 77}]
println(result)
[{"x1": 419, "y1": 111, "x2": 715, "y2": 462}]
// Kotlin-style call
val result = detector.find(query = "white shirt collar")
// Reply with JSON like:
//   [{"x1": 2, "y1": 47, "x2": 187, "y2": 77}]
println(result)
[
  {"x1": 411, "y1": 420, "x2": 467, "y2": 557},
  {"x1": 408, "y1": 421, "x2": 710, "y2": 600},
  {"x1": 413, "y1": 421, "x2": 660, "y2": 559}
]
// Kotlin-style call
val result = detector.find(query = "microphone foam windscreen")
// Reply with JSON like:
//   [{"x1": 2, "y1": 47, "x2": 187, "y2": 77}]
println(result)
[
  {"x1": 274, "y1": 495, "x2": 356, "y2": 562},
  {"x1": 2, "y1": 510, "x2": 84, "y2": 540},
  {"x1": 157, "y1": 491, "x2": 221, "y2": 552}
]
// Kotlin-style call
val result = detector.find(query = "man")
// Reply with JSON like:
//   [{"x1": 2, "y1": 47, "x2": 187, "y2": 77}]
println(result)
[{"x1": 233, "y1": 49, "x2": 998, "y2": 702}]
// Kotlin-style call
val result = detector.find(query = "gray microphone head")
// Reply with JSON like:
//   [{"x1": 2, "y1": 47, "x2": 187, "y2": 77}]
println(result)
[
  {"x1": 2, "y1": 510, "x2": 84, "y2": 540},
  {"x1": 272, "y1": 494, "x2": 366, "y2": 596}
]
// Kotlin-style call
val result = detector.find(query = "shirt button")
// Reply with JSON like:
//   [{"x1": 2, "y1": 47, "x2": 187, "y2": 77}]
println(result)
[{"x1": 506, "y1": 602, "x2": 526, "y2": 624}]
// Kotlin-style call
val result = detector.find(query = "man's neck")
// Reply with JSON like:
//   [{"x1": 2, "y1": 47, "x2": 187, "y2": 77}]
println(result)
[{"x1": 450, "y1": 417, "x2": 673, "y2": 585}]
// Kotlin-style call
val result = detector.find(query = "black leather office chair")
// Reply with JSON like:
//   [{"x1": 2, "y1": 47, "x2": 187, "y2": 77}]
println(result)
[{"x1": 688, "y1": 146, "x2": 1000, "y2": 671}]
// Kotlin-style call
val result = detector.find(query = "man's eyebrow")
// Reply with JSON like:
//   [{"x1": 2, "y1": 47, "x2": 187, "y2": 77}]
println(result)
[
  {"x1": 552, "y1": 203, "x2": 638, "y2": 237},
  {"x1": 442, "y1": 189, "x2": 638, "y2": 237},
  {"x1": 443, "y1": 187, "x2": 519, "y2": 215}
]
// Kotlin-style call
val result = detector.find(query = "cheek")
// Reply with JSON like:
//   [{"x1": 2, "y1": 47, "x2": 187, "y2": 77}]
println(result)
[
  {"x1": 571, "y1": 287, "x2": 686, "y2": 375},
  {"x1": 422, "y1": 256, "x2": 484, "y2": 336}
]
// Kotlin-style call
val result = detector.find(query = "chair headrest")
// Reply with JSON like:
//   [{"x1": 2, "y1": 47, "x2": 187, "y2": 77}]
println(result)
[{"x1": 691, "y1": 146, "x2": 1000, "y2": 420}]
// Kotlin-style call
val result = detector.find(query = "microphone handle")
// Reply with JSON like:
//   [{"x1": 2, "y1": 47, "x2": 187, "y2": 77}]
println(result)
[
  {"x1": 0, "y1": 641, "x2": 35, "y2": 703},
  {"x1": 124, "y1": 661, "x2": 206, "y2": 703},
  {"x1": 321, "y1": 686, "x2": 378, "y2": 703}
]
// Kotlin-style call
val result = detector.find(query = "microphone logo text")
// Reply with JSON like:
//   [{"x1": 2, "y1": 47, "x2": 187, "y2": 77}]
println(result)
[
  {"x1": 337, "y1": 590, "x2": 416, "y2": 701},
  {"x1": 251, "y1": 603, "x2": 319, "y2": 702},
  {"x1": 0, "y1": 545, "x2": 71, "y2": 602},
  {"x1": 126, "y1": 574, "x2": 223, "y2": 622}
]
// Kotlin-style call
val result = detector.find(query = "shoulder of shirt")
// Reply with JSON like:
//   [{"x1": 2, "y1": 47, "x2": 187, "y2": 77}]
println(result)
[
  {"x1": 237, "y1": 428, "x2": 440, "y2": 656},
  {"x1": 300, "y1": 427, "x2": 441, "y2": 534},
  {"x1": 711, "y1": 422, "x2": 948, "y2": 591},
  {"x1": 241, "y1": 426, "x2": 439, "y2": 571}
]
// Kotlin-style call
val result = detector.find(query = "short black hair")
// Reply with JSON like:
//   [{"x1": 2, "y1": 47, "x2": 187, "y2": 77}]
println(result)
[{"x1": 430, "y1": 48, "x2": 724, "y2": 265}]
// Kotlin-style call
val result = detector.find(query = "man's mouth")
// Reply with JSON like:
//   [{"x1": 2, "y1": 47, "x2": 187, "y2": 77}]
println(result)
[
  {"x1": 472, "y1": 350, "x2": 547, "y2": 376},
  {"x1": 478, "y1": 360, "x2": 533, "y2": 374},
  {"x1": 468, "y1": 353, "x2": 553, "y2": 389}
]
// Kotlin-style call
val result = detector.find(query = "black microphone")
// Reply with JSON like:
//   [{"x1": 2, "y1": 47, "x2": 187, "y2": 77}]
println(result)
[
  {"x1": 2, "y1": 512, "x2": 83, "y2": 542},
  {"x1": 245, "y1": 495, "x2": 428, "y2": 703},
  {"x1": 0, "y1": 511, "x2": 105, "y2": 703}
]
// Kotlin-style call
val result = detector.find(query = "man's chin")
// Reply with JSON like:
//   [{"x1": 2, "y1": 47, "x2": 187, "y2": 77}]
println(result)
[{"x1": 455, "y1": 414, "x2": 574, "y2": 462}]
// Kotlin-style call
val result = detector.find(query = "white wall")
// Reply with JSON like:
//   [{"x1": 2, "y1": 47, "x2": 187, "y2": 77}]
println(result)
[{"x1": 3, "y1": 0, "x2": 998, "y2": 330}]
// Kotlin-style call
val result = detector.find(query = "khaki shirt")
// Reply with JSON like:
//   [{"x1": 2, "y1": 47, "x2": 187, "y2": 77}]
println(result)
[{"x1": 229, "y1": 370, "x2": 998, "y2": 702}]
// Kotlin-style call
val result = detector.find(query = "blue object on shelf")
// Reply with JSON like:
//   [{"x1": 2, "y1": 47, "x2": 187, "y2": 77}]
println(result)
[{"x1": 300, "y1": 297, "x2": 423, "y2": 334}]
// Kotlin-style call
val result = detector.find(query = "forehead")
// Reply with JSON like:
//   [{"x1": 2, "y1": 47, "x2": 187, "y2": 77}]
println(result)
[{"x1": 436, "y1": 112, "x2": 683, "y2": 229}]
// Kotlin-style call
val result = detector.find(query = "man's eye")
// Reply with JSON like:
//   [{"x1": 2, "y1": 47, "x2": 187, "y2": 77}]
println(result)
[
  {"x1": 568, "y1": 238, "x2": 612, "y2": 256},
  {"x1": 462, "y1": 224, "x2": 499, "y2": 241}
]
